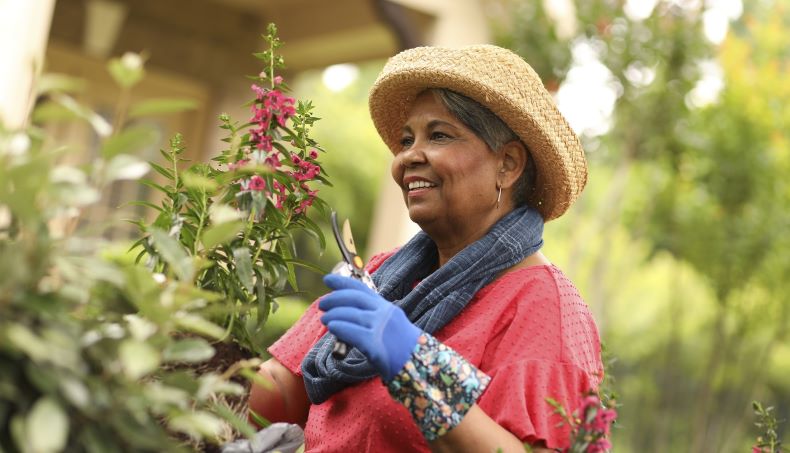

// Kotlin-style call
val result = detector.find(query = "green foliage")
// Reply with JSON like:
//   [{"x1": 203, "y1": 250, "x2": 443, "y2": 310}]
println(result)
[
  {"x1": 1, "y1": 23, "x2": 327, "y2": 451},
  {"x1": 0, "y1": 65, "x2": 245, "y2": 453},
  {"x1": 753, "y1": 401, "x2": 787, "y2": 453},
  {"x1": 497, "y1": 1, "x2": 790, "y2": 450},
  {"x1": 130, "y1": 25, "x2": 329, "y2": 356},
  {"x1": 287, "y1": 61, "x2": 391, "y2": 302}
]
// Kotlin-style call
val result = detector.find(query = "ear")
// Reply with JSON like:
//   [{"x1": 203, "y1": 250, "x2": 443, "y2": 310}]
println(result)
[{"x1": 498, "y1": 140, "x2": 528, "y2": 190}]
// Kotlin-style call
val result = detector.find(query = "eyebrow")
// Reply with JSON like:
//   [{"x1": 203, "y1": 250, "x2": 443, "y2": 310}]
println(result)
[{"x1": 402, "y1": 119, "x2": 460, "y2": 134}]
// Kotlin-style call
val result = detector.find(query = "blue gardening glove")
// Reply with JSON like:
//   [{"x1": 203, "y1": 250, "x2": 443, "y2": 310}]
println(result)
[{"x1": 320, "y1": 274, "x2": 422, "y2": 381}]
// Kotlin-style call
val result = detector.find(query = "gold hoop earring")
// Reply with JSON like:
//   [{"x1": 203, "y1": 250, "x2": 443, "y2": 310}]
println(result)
[{"x1": 496, "y1": 184, "x2": 502, "y2": 209}]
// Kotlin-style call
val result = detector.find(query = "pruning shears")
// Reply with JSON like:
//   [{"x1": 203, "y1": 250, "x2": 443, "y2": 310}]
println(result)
[{"x1": 329, "y1": 211, "x2": 376, "y2": 359}]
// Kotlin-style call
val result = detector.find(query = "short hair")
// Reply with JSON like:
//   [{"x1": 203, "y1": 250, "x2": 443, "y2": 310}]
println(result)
[{"x1": 431, "y1": 88, "x2": 535, "y2": 206}]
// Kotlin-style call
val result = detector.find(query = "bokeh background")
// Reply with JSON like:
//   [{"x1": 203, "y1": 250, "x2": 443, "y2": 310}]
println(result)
[{"x1": 2, "y1": 0, "x2": 788, "y2": 451}]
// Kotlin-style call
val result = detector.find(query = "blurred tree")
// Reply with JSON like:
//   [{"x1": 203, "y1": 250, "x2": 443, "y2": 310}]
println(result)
[{"x1": 493, "y1": 0, "x2": 790, "y2": 451}]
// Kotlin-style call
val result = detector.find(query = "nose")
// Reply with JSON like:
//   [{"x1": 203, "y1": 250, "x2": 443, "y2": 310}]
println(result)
[{"x1": 398, "y1": 142, "x2": 426, "y2": 168}]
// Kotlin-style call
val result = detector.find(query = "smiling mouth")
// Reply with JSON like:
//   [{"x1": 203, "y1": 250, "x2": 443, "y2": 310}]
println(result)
[{"x1": 406, "y1": 181, "x2": 437, "y2": 192}]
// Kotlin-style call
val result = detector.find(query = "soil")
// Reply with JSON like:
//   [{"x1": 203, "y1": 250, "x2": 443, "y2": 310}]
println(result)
[{"x1": 170, "y1": 337, "x2": 258, "y2": 452}]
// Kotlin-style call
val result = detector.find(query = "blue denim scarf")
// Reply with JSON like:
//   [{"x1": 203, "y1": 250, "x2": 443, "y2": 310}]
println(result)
[{"x1": 301, "y1": 206, "x2": 544, "y2": 404}]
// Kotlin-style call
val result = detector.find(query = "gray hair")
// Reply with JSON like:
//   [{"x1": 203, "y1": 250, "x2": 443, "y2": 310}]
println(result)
[{"x1": 431, "y1": 88, "x2": 535, "y2": 206}]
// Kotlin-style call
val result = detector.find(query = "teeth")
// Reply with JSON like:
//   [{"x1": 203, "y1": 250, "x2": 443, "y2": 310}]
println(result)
[{"x1": 407, "y1": 181, "x2": 436, "y2": 190}]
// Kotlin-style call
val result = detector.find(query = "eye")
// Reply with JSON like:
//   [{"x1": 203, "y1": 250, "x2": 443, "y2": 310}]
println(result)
[
  {"x1": 399, "y1": 136, "x2": 414, "y2": 148},
  {"x1": 431, "y1": 131, "x2": 451, "y2": 141}
]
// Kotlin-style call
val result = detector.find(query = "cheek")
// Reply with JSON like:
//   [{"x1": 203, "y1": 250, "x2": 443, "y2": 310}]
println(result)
[
  {"x1": 443, "y1": 156, "x2": 494, "y2": 190},
  {"x1": 390, "y1": 156, "x2": 401, "y2": 184}
]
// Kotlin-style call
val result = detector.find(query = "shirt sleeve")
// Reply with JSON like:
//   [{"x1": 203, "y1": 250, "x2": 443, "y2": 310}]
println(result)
[
  {"x1": 268, "y1": 301, "x2": 326, "y2": 375},
  {"x1": 476, "y1": 267, "x2": 603, "y2": 450},
  {"x1": 478, "y1": 359, "x2": 596, "y2": 449}
]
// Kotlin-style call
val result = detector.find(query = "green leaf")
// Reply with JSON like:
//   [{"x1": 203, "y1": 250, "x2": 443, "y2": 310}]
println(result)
[
  {"x1": 144, "y1": 382, "x2": 190, "y2": 410},
  {"x1": 247, "y1": 408, "x2": 271, "y2": 429},
  {"x1": 169, "y1": 411, "x2": 224, "y2": 439},
  {"x1": 100, "y1": 124, "x2": 160, "y2": 159},
  {"x1": 36, "y1": 73, "x2": 86, "y2": 95},
  {"x1": 148, "y1": 161, "x2": 174, "y2": 180},
  {"x1": 124, "y1": 314, "x2": 158, "y2": 341},
  {"x1": 27, "y1": 397, "x2": 69, "y2": 453},
  {"x1": 140, "y1": 179, "x2": 171, "y2": 196},
  {"x1": 149, "y1": 228, "x2": 194, "y2": 281},
  {"x1": 197, "y1": 373, "x2": 245, "y2": 400},
  {"x1": 124, "y1": 200, "x2": 164, "y2": 213},
  {"x1": 163, "y1": 338, "x2": 215, "y2": 363},
  {"x1": 129, "y1": 97, "x2": 198, "y2": 118},
  {"x1": 201, "y1": 220, "x2": 244, "y2": 249},
  {"x1": 10, "y1": 415, "x2": 26, "y2": 453},
  {"x1": 119, "y1": 339, "x2": 161, "y2": 379},
  {"x1": 299, "y1": 215, "x2": 326, "y2": 252},
  {"x1": 211, "y1": 401, "x2": 257, "y2": 439},
  {"x1": 6, "y1": 325, "x2": 50, "y2": 362},
  {"x1": 31, "y1": 94, "x2": 112, "y2": 136},
  {"x1": 174, "y1": 313, "x2": 226, "y2": 339},
  {"x1": 104, "y1": 154, "x2": 151, "y2": 181},
  {"x1": 59, "y1": 377, "x2": 91, "y2": 409},
  {"x1": 209, "y1": 203, "x2": 243, "y2": 224},
  {"x1": 285, "y1": 257, "x2": 328, "y2": 275},
  {"x1": 32, "y1": 100, "x2": 82, "y2": 122},
  {"x1": 277, "y1": 242, "x2": 298, "y2": 291},
  {"x1": 182, "y1": 171, "x2": 218, "y2": 192},
  {"x1": 234, "y1": 247, "x2": 254, "y2": 293}
]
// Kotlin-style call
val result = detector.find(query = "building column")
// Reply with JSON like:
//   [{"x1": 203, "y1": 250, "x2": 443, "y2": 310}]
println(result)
[{"x1": 0, "y1": 0, "x2": 57, "y2": 130}]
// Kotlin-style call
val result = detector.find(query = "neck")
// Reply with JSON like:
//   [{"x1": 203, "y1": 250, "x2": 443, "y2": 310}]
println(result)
[{"x1": 425, "y1": 208, "x2": 512, "y2": 267}]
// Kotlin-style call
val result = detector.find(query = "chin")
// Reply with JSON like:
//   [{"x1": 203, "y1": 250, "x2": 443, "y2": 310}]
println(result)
[{"x1": 406, "y1": 206, "x2": 434, "y2": 227}]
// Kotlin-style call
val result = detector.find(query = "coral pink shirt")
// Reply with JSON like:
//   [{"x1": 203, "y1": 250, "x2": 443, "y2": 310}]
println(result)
[{"x1": 268, "y1": 252, "x2": 603, "y2": 451}]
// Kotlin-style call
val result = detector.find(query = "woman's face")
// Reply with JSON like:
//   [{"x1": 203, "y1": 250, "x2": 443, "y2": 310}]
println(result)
[{"x1": 391, "y1": 91, "x2": 502, "y2": 236}]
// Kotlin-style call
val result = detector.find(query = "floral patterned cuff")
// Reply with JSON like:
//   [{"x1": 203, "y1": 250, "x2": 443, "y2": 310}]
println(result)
[{"x1": 386, "y1": 333, "x2": 491, "y2": 441}]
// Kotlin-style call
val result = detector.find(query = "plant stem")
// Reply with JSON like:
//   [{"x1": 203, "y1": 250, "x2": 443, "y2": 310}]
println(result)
[
  {"x1": 269, "y1": 35, "x2": 275, "y2": 89},
  {"x1": 193, "y1": 189, "x2": 207, "y2": 255},
  {"x1": 170, "y1": 145, "x2": 179, "y2": 196},
  {"x1": 112, "y1": 87, "x2": 131, "y2": 134}
]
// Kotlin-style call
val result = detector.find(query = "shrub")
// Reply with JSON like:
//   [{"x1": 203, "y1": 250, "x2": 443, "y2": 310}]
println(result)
[{"x1": 0, "y1": 23, "x2": 325, "y2": 451}]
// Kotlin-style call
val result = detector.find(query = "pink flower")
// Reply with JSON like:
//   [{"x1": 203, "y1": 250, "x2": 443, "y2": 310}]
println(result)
[
  {"x1": 291, "y1": 154, "x2": 301, "y2": 164},
  {"x1": 274, "y1": 194, "x2": 285, "y2": 209},
  {"x1": 255, "y1": 134, "x2": 273, "y2": 152},
  {"x1": 591, "y1": 408, "x2": 617, "y2": 434},
  {"x1": 264, "y1": 152, "x2": 282, "y2": 168},
  {"x1": 583, "y1": 395, "x2": 601, "y2": 410},
  {"x1": 251, "y1": 83, "x2": 266, "y2": 99},
  {"x1": 309, "y1": 149, "x2": 318, "y2": 160},
  {"x1": 249, "y1": 175, "x2": 266, "y2": 191},
  {"x1": 587, "y1": 438, "x2": 611, "y2": 453},
  {"x1": 294, "y1": 196, "x2": 314, "y2": 214}
]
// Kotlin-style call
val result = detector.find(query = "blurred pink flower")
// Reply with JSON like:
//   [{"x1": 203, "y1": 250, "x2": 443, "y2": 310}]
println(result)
[{"x1": 249, "y1": 175, "x2": 266, "y2": 191}]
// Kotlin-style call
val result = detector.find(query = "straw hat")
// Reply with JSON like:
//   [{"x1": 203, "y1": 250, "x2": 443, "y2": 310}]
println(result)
[{"x1": 369, "y1": 44, "x2": 587, "y2": 221}]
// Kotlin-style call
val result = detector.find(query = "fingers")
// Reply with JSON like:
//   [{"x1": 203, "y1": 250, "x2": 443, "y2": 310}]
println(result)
[
  {"x1": 324, "y1": 320, "x2": 370, "y2": 350},
  {"x1": 319, "y1": 288, "x2": 378, "y2": 311},
  {"x1": 323, "y1": 274, "x2": 372, "y2": 293},
  {"x1": 320, "y1": 306, "x2": 371, "y2": 328}
]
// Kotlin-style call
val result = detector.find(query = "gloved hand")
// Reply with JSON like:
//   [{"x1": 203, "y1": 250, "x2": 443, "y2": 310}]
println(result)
[{"x1": 320, "y1": 274, "x2": 422, "y2": 381}]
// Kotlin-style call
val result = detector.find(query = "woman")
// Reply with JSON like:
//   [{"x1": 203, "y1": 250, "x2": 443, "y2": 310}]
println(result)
[{"x1": 248, "y1": 45, "x2": 603, "y2": 452}]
